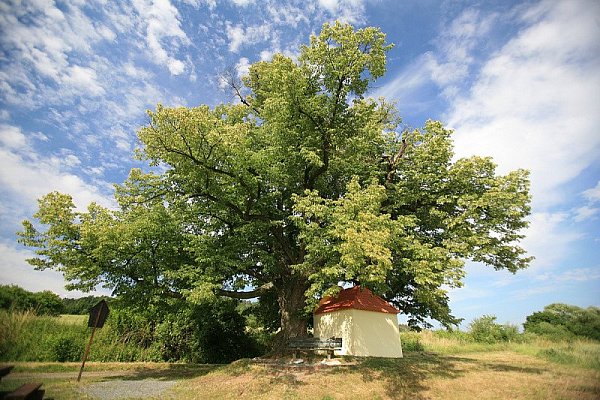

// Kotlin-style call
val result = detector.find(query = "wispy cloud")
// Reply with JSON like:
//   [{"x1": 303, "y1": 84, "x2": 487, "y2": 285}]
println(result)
[
  {"x1": 447, "y1": 1, "x2": 600, "y2": 210},
  {"x1": 376, "y1": 1, "x2": 600, "y2": 212},
  {"x1": 0, "y1": 0, "x2": 114, "y2": 107},
  {"x1": 226, "y1": 22, "x2": 273, "y2": 53},
  {"x1": 536, "y1": 267, "x2": 600, "y2": 283},
  {"x1": 583, "y1": 181, "x2": 600, "y2": 202},
  {"x1": 426, "y1": 8, "x2": 497, "y2": 98},
  {"x1": 0, "y1": 125, "x2": 115, "y2": 214},
  {"x1": 230, "y1": 0, "x2": 255, "y2": 6},
  {"x1": 0, "y1": 241, "x2": 110, "y2": 297},
  {"x1": 316, "y1": 0, "x2": 366, "y2": 25},
  {"x1": 131, "y1": 0, "x2": 190, "y2": 75}
]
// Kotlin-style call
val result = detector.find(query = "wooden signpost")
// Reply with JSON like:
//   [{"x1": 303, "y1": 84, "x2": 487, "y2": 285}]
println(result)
[{"x1": 77, "y1": 300, "x2": 109, "y2": 382}]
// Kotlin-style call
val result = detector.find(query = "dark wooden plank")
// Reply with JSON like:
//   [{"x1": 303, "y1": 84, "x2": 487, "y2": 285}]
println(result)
[
  {"x1": 0, "y1": 365, "x2": 14, "y2": 379},
  {"x1": 5, "y1": 382, "x2": 43, "y2": 400}
]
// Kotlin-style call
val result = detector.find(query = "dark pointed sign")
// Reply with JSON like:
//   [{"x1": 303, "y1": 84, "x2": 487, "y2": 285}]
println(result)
[{"x1": 87, "y1": 299, "x2": 109, "y2": 328}]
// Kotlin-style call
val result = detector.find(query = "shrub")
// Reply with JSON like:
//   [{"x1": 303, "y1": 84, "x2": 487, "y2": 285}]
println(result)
[
  {"x1": 191, "y1": 299, "x2": 262, "y2": 363},
  {"x1": 400, "y1": 332, "x2": 425, "y2": 351},
  {"x1": 469, "y1": 315, "x2": 519, "y2": 343},
  {"x1": 46, "y1": 334, "x2": 83, "y2": 362}
]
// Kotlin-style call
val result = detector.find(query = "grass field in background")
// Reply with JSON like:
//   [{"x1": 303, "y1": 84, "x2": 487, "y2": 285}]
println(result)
[{"x1": 58, "y1": 314, "x2": 87, "y2": 325}]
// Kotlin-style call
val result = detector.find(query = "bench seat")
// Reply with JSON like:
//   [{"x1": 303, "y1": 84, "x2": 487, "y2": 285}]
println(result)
[
  {"x1": 288, "y1": 337, "x2": 342, "y2": 358},
  {"x1": 5, "y1": 382, "x2": 44, "y2": 400}
]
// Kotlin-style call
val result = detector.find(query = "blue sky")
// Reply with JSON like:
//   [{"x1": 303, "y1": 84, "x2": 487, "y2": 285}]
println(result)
[{"x1": 0, "y1": 0, "x2": 598, "y2": 328}]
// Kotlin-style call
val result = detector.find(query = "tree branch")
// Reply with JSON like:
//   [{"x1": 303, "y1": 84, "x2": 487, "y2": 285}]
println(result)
[{"x1": 385, "y1": 139, "x2": 410, "y2": 184}]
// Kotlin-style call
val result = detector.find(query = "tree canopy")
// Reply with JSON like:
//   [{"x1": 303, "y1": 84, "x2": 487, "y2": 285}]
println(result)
[{"x1": 18, "y1": 23, "x2": 532, "y2": 341}]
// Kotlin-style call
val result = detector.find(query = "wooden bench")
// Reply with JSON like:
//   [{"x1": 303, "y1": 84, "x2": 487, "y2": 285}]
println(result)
[
  {"x1": 0, "y1": 366, "x2": 14, "y2": 381},
  {"x1": 4, "y1": 382, "x2": 44, "y2": 400},
  {"x1": 288, "y1": 337, "x2": 342, "y2": 359}
]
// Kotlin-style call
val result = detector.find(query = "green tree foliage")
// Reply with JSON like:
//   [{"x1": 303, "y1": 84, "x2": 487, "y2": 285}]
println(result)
[
  {"x1": 469, "y1": 315, "x2": 519, "y2": 343},
  {"x1": 62, "y1": 295, "x2": 111, "y2": 315},
  {"x1": 524, "y1": 303, "x2": 600, "y2": 341},
  {"x1": 18, "y1": 23, "x2": 531, "y2": 341},
  {"x1": 0, "y1": 285, "x2": 63, "y2": 316},
  {"x1": 109, "y1": 298, "x2": 260, "y2": 363}
]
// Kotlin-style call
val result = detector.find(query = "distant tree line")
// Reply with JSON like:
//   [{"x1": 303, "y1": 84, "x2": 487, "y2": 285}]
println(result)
[
  {"x1": 0, "y1": 284, "x2": 109, "y2": 316},
  {"x1": 462, "y1": 304, "x2": 600, "y2": 343},
  {"x1": 524, "y1": 303, "x2": 600, "y2": 341}
]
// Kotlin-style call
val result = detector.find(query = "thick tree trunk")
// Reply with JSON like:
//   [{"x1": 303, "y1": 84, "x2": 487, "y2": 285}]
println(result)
[
  {"x1": 270, "y1": 276, "x2": 310, "y2": 353},
  {"x1": 278, "y1": 279, "x2": 309, "y2": 339}
]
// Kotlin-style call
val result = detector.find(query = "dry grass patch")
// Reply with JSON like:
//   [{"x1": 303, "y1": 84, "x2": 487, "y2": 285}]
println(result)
[{"x1": 173, "y1": 352, "x2": 600, "y2": 400}]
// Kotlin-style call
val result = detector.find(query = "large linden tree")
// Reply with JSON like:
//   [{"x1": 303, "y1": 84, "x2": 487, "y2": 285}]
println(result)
[{"x1": 19, "y1": 23, "x2": 531, "y2": 345}]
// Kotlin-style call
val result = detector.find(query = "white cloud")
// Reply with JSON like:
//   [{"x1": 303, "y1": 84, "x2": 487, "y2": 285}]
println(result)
[
  {"x1": 371, "y1": 55, "x2": 434, "y2": 112},
  {"x1": 0, "y1": 241, "x2": 111, "y2": 298},
  {"x1": 0, "y1": 1, "x2": 117, "y2": 105},
  {"x1": 574, "y1": 205, "x2": 599, "y2": 222},
  {"x1": 0, "y1": 126, "x2": 114, "y2": 212},
  {"x1": 267, "y1": 3, "x2": 310, "y2": 28},
  {"x1": 583, "y1": 181, "x2": 600, "y2": 202},
  {"x1": 316, "y1": 0, "x2": 365, "y2": 25},
  {"x1": 63, "y1": 65, "x2": 105, "y2": 96},
  {"x1": 230, "y1": 0, "x2": 254, "y2": 6},
  {"x1": 426, "y1": 8, "x2": 496, "y2": 95},
  {"x1": 318, "y1": 0, "x2": 338, "y2": 13},
  {"x1": 521, "y1": 212, "x2": 582, "y2": 271},
  {"x1": 0, "y1": 124, "x2": 28, "y2": 150},
  {"x1": 226, "y1": 22, "x2": 272, "y2": 53},
  {"x1": 446, "y1": 1, "x2": 600, "y2": 209},
  {"x1": 132, "y1": 0, "x2": 190, "y2": 75},
  {"x1": 202, "y1": 0, "x2": 217, "y2": 9},
  {"x1": 235, "y1": 57, "x2": 251, "y2": 78},
  {"x1": 379, "y1": 2, "x2": 600, "y2": 211}
]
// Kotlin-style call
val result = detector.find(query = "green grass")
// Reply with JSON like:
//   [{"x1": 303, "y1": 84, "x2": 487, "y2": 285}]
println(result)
[
  {"x1": 58, "y1": 314, "x2": 87, "y2": 325},
  {"x1": 413, "y1": 329, "x2": 600, "y2": 371},
  {"x1": 0, "y1": 310, "x2": 155, "y2": 362}
]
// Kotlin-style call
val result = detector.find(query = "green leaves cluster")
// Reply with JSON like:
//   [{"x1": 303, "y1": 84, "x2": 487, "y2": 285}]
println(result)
[{"x1": 18, "y1": 174, "x2": 194, "y2": 309}]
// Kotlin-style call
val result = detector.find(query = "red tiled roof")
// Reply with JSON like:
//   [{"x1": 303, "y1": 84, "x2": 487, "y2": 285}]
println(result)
[{"x1": 314, "y1": 286, "x2": 400, "y2": 315}]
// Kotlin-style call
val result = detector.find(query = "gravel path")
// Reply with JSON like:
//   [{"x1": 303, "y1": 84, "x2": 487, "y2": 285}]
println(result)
[
  {"x1": 6, "y1": 372, "x2": 180, "y2": 399},
  {"x1": 80, "y1": 379, "x2": 178, "y2": 400}
]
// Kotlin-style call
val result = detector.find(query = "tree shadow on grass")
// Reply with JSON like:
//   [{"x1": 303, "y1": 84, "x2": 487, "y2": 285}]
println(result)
[
  {"x1": 479, "y1": 362, "x2": 545, "y2": 374},
  {"x1": 330, "y1": 352, "x2": 547, "y2": 400},
  {"x1": 353, "y1": 353, "x2": 471, "y2": 400},
  {"x1": 102, "y1": 363, "x2": 221, "y2": 381}
]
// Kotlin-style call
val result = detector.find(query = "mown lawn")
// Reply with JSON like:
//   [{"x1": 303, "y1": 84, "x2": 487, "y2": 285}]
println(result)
[{"x1": 2, "y1": 351, "x2": 599, "y2": 400}]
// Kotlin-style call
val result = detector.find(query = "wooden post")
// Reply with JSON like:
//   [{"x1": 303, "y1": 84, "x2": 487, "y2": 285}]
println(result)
[{"x1": 77, "y1": 305, "x2": 102, "y2": 382}]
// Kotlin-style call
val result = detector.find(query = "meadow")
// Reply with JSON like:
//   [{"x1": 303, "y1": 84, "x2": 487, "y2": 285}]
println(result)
[{"x1": 1, "y1": 311, "x2": 599, "y2": 399}]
